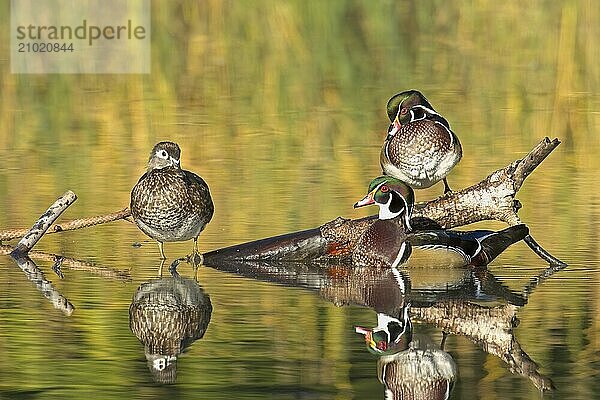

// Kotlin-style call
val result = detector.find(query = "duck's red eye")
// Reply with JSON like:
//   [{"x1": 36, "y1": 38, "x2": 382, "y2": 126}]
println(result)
[
  {"x1": 380, "y1": 185, "x2": 389, "y2": 193},
  {"x1": 400, "y1": 107, "x2": 408, "y2": 115}
]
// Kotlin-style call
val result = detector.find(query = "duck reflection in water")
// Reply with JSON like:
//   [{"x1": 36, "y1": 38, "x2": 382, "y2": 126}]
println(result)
[
  {"x1": 129, "y1": 275, "x2": 212, "y2": 384},
  {"x1": 375, "y1": 332, "x2": 457, "y2": 400},
  {"x1": 352, "y1": 268, "x2": 457, "y2": 399},
  {"x1": 348, "y1": 264, "x2": 554, "y2": 398}
]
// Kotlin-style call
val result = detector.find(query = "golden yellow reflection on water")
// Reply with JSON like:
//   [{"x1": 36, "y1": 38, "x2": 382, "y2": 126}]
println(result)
[{"x1": 0, "y1": 1, "x2": 599, "y2": 398}]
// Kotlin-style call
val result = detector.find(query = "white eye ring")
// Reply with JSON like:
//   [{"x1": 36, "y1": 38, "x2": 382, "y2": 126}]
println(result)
[{"x1": 158, "y1": 150, "x2": 168, "y2": 159}]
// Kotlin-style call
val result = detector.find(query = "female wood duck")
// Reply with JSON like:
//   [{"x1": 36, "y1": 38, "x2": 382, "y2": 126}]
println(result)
[
  {"x1": 130, "y1": 141, "x2": 214, "y2": 261},
  {"x1": 352, "y1": 176, "x2": 529, "y2": 268},
  {"x1": 380, "y1": 90, "x2": 462, "y2": 194}
]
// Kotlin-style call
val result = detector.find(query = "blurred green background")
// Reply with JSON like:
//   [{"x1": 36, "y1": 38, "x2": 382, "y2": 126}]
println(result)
[{"x1": 0, "y1": 1, "x2": 598, "y2": 399}]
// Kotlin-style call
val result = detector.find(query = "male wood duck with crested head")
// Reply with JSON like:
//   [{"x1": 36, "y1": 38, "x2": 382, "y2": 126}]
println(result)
[
  {"x1": 380, "y1": 90, "x2": 462, "y2": 194},
  {"x1": 130, "y1": 141, "x2": 214, "y2": 261},
  {"x1": 352, "y1": 176, "x2": 414, "y2": 268},
  {"x1": 352, "y1": 176, "x2": 529, "y2": 269}
]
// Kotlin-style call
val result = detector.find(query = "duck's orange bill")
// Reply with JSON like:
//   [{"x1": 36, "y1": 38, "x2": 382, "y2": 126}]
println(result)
[{"x1": 354, "y1": 191, "x2": 375, "y2": 208}]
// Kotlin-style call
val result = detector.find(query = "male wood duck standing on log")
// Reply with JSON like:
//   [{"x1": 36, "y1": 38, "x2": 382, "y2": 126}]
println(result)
[
  {"x1": 352, "y1": 176, "x2": 529, "y2": 268},
  {"x1": 380, "y1": 90, "x2": 462, "y2": 194},
  {"x1": 131, "y1": 141, "x2": 214, "y2": 263}
]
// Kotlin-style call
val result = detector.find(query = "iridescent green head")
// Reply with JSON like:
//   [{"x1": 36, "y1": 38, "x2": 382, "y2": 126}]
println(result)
[
  {"x1": 386, "y1": 89, "x2": 435, "y2": 123},
  {"x1": 354, "y1": 176, "x2": 414, "y2": 229}
]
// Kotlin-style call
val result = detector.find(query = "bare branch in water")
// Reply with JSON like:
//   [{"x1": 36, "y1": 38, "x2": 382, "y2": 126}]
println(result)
[{"x1": 10, "y1": 191, "x2": 77, "y2": 256}]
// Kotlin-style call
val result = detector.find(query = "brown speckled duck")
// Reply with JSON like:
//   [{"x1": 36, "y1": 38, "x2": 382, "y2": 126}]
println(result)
[
  {"x1": 130, "y1": 141, "x2": 214, "y2": 261},
  {"x1": 380, "y1": 90, "x2": 462, "y2": 194}
]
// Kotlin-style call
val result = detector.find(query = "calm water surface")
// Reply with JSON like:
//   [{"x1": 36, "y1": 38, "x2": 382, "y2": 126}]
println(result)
[{"x1": 1, "y1": 2, "x2": 600, "y2": 399}]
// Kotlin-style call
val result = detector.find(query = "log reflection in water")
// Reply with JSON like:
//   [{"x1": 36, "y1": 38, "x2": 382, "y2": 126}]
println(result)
[
  {"x1": 1, "y1": 245, "x2": 131, "y2": 281},
  {"x1": 203, "y1": 258, "x2": 556, "y2": 392}
]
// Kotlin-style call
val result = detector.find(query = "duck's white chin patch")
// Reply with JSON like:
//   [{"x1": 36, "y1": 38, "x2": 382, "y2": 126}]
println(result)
[{"x1": 378, "y1": 196, "x2": 402, "y2": 220}]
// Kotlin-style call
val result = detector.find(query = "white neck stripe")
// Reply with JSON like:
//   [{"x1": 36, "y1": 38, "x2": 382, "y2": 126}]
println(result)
[
  {"x1": 412, "y1": 104, "x2": 439, "y2": 116},
  {"x1": 378, "y1": 197, "x2": 400, "y2": 219}
]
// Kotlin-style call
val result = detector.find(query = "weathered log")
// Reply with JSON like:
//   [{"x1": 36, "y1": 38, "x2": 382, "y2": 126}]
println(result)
[
  {"x1": 410, "y1": 136, "x2": 561, "y2": 228},
  {"x1": 205, "y1": 137, "x2": 564, "y2": 266}
]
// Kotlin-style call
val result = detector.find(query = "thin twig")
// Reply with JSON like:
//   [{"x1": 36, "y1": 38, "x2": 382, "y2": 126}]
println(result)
[
  {"x1": 521, "y1": 260, "x2": 569, "y2": 300},
  {"x1": 523, "y1": 235, "x2": 567, "y2": 268},
  {"x1": 0, "y1": 207, "x2": 131, "y2": 242}
]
